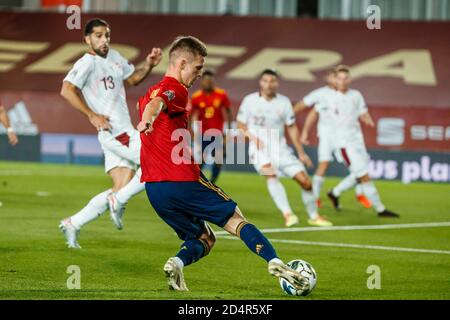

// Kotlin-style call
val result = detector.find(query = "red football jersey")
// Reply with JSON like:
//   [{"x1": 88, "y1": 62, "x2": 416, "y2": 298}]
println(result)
[
  {"x1": 191, "y1": 88, "x2": 230, "y2": 135},
  {"x1": 139, "y1": 76, "x2": 200, "y2": 182}
]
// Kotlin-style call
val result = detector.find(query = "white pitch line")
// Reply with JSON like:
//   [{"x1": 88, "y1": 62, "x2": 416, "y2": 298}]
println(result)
[
  {"x1": 218, "y1": 236, "x2": 450, "y2": 255},
  {"x1": 0, "y1": 170, "x2": 99, "y2": 177},
  {"x1": 214, "y1": 221, "x2": 450, "y2": 236}
]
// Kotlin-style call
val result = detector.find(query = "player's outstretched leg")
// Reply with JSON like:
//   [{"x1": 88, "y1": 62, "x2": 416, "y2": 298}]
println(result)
[
  {"x1": 293, "y1": 172, "x2": 332, "y2": 227},
  {"x1": 164, "y1": 239, "x2": 206, "y2": 292},
  {"x1": 327, "y1": 173, "x2": 358, "y2": 210},
  {"x1": 266, "y1": 176, "x2": 299, "y2": 227},
  {"x1": 59, "y1": 188, "x2": 111, "y2": 248},
  {"x1": 108, "y1": 168, "x2": 145, "y2": 230},
  {"x1": 312, "y1": 161, "x2": 330, "y2": 208},
  {"x1": 359, "y1": 176, "x2": 399, "y2": 218},
  {"x1": 355, "y1": 183, "x2": 372, "y2": 208},
  {"x1": 223, "y1": 207, "x2": 310, "y2": 292},
  {"x1": 164, "y1": 224, "x2": 216, "y2": 291},
  {"x1": 312, "y1": 175, "x2": 325, "y2": 207}
]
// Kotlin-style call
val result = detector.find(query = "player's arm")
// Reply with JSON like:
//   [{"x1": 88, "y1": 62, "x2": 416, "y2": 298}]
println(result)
[
  {"x1": 60, "y1": 81, "x2": 111, "y2": 131},
  {"x1": 137, "y1": 96, "x2": 166, "y2": 135},
  {"x1": 236, "y1": 97, "x2": 263, "y2": 148},
  {"x1": 286, "y1": 124, "x2": 313, "y2": 168},
  {"x1": 300, "y1": 108, "x2": 318, "y2": 145},
  {"x1": 0, "y1": 105, "x2": 10, "y2": 128},
  {"x1": 356, "y1": 91, "x2": 374, "y2": 128},
  {"x1": 189, "y1": 107, "x2": 199, "y2": 139},
  {"x1": 190, "y1": 107, "x2": 199, "y2": 127},
  {"x1": 0, "y1": 105, "x2": 18, "y2": 146},
  {"x1": 222, "y1": 92, "x2": 233, "y2": 141},
  {"x1": 359, "y1": 111, "x2": 375, "y2": 128},
  {"x1": 237, "y1": 121, "x2": 263, "y2": 149},
  {"x1": 293, "y1": 100, "x2": 309, "y2": 113},
  {"x1": 125, "y1": 48, "x2": 162, "y2": 86}
]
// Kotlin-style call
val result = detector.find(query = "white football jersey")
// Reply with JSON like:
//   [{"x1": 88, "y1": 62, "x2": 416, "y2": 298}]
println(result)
[
  {"x1": 237, "y1": 92, "x2": 296, "y2": 151},
  {"x1": 330, "y1": 89, "x2": 368, "y2": 148},
  {"x1": 63, "y1": 48, "x2": 135, "y2": 135},
  {"x1": 303, "y1": 86, "x2": 336, "y2": 138}
]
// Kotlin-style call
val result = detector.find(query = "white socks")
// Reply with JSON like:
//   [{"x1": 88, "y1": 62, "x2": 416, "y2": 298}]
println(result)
[
  {"x1": 360, "y1": 181, "x2": 386, "y2": 213},
  {"x1": 173, "y1": 257, "x2": 185, "y2": 269},
  {"x1": 312, "y1": 175, "x2": 325, "y2": 199},
  {"x1": 115, "y1": 170, "x2": 145, "y2": 204},
  {"x1": 269, "y1": 257, "x2": 284, "y2": 265},
  {"x1": 301, "y1": 189, "x2": 318, "y2": 220},
  {"x1": 69, "y1": 169, "x2": 145, "y2": 230},
  {"x1": 355, "y1": 183, "x2": 363, "y2": 196},
  {"x1": 70, "y1": 189, "x2": 111, "y2": 229},
  {"x1": 332, "y1": 174, "x2": 357, "y2": 197},
  {"x1": 266, "y1": 178, "x2": 293, "y2": 215}
]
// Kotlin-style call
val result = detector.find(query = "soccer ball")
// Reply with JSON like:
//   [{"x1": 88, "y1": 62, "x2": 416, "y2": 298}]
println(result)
[{"x1": 279, "y1": 259, "x2": 317, "y2": 296}]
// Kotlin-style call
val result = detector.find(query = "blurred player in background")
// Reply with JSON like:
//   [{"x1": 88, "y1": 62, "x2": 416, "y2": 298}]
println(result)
[
  {"x1": 325, "y1": 65, "x2": 399, "y2": 218},
  {"x1": 0, "y1": 99, "x2": 19, "y2": 208},
  {"x1": 190, "y1": 70, "x2": 232, "y2": 183},
  {"x1": 58, "y1": 18, "x2": 162, "y2": 248},
  {"x1": 295, "y1": 71, "x2": 372, "y2": 210},
  {"x1": 137, "y1": 36, "x2": 310, "y2": 293},
  {"x1": 237, "y1": 69, "x2": 332, "y2": 227},
  {"x1": 0, "y1": 100, "x2": 19, "y2": 146}
]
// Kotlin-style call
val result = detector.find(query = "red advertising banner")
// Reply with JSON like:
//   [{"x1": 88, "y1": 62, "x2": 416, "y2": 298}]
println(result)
[{"x1": 0, "y1": 12, "x2": 449, "y2": 152}]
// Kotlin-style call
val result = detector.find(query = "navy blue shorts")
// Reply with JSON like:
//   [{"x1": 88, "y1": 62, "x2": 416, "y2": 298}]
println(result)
[{"x1": 145, "y1": 173, "x2": 237, "y2": 241}]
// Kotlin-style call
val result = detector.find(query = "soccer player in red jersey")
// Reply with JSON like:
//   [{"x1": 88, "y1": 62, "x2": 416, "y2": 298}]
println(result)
[
  {"x1": 136, "y1": 36, "x2": 310, "y2": 293},
  {"x1": 190, "y1": 70, "x2": 232, "y2": 183}
]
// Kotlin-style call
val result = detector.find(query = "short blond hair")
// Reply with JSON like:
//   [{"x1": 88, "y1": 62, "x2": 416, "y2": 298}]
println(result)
[{"x1": 169, "y1": 36, "x2": 208, "y2": 61}]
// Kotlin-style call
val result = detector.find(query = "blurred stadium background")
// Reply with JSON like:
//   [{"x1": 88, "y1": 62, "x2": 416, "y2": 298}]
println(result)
[{"x1": 0, "y1": 0, "x2": 449, "y2": 183}]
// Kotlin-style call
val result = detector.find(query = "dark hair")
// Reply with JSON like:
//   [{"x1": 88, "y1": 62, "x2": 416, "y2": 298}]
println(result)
[
  {"x1": 202, "y1": 69, "x2": 215, "y2": 77},
  {"x1": 84, "y1": 18, "x2": 109, "y2": 36},
  {"x1": 333, "y1": 64, "x2": 351, "y2": 74},
  {"x1": 169, "y1": 36, "x2": 208, "y2": 59},
  {"x1": 260, "y1": 68, "x2": 278, "y2": 78}
]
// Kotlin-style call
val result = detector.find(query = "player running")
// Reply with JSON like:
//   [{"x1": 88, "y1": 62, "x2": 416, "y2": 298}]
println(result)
[
  {"x1": 190, "y1": 70, "x2": 232, "y2": 183},
  {"x1": 237, "y1": 69, "x2": 332, "y2": 227},
  {"x1": 58, "y1": 18, "x2": 162, "y2": 248},
  {"x1": 137, "y1": 36, "x2": 310, "y2": 293},
  {"x1": 294, "y1": 71, "x2": 372, "y2": 209},
  {"x1": 325, "y1": 65, "x2": 399, "y2": 218}
]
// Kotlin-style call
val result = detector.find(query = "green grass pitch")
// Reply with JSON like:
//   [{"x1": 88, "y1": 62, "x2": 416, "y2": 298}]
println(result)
[{"x1": 0, "y1": 161, "x2": 449, "y2": 299}]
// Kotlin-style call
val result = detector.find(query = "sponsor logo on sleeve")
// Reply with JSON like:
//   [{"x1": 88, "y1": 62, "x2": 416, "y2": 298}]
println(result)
[{"x1": 163, "y1": 90, "x2": 176, "y2": 101}]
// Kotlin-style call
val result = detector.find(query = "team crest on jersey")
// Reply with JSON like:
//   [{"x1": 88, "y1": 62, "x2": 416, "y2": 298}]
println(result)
[{"x1": 163, "y1": 90, "x2": 176, "y2": 101}]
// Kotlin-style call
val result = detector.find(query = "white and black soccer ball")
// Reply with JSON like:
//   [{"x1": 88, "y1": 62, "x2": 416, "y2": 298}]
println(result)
[{"x1": 279, "y1": 259, "x2": 317, "y2": 296}]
